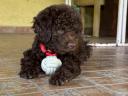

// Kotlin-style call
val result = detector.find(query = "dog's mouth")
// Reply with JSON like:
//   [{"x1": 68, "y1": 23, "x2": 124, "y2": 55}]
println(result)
[
  {"x1": 60, "y1": 42, "x2": 78, "y2": 52},
  {"x1": 67, "y1": 43, "x2": 76, "y2": 50},
  {"x1": 53, "y1": 42, "x2": 79, "y2": 54}
]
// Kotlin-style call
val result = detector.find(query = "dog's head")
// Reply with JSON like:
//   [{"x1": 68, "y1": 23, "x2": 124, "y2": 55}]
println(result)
[{"x1": 32, "y1": 4, "x2": 83, "y2": 54}]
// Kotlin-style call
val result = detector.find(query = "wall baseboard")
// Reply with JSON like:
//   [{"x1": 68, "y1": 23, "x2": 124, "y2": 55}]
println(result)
[{"x1": 0, "y1": 26, "x2": 33, "y2": 33}]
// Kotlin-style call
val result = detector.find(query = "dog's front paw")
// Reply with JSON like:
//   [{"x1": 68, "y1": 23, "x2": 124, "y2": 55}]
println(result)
[
  {"x1": 49, "y1": 70, "x2": 72, "y2": 86},
  {"x1": 49, "y1": 75, "x2": 66, "y2": 86},
  {"x1": 19, "y1": 71, "x2": 38, "y2": 79}
]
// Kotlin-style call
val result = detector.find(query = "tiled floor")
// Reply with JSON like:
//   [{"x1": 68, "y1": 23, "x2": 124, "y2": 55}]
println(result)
[{"x1": 0, "y1": 33, "x2": 128, "y2": 96}]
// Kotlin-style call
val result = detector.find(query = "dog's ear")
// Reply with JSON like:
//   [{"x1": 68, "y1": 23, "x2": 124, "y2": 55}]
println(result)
[
  {"x1": 32, "y1": 17, "x2": 41, "y2": 34},
  {"x1": 32, "y1": 17, "x2": 52, "y2": 43},
  {"x1": 40, "y1": 29, "x2": 52, "y2": 43}
]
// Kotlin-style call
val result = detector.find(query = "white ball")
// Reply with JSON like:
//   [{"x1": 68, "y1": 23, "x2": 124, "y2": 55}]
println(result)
[{"x1": 41, "y1": 56, "x2": 62, "y2": 75}]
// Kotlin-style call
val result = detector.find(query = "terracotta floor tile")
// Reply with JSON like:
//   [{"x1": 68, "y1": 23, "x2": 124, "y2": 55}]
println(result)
[
  {"x1": 95, "y1": 70, "x2": 127, "y2": 79},
  {"x1": 90, "y1": 77, "x2": 128, "y2": 85},
  {"x1": 0, "y1": 77, "x2": 31, "y2": 84},
  {"x1": 0, "y1": 72, "x2": 18, "y2": 78},
  {"x1": 31, "y1": 75, "x2": 94, "y2": 91},
  {"x1": 7, "y1": 87, "x2": 40, "y2": 95},
  {"x1": 31, "y1": 76, "x2": 49, "y2": 83},
  {"x1": 0, "y1": 91, "x2": 8, "y2": 96},
  {"x1": 82, "y1": 65, "x2": 128, "y2": 71},
  {"x1": 76, "y1": 87, "x2": 113, "y2": 96},
  {"x1": 0, "y1": 78, "x2": 35, "y2": 91},
  {"x1": 82, "y1": 70, "x2": 127, "y2": 79},
  {"x1": 76, "y1": 79, "x2": 94, "y2": 87},
  {"x1": 15, "y1": 92, "x2": 43, "y2": 96},
  {"x1": 43, "y1": 87, "x2": 113, "y2": 96},
  {"x1": 36, "y1": 78, "x2": 93, "y2": 91},
  {"x1": 113, "y1": 70, "x2": 128, "y2": 78},
  {"x1": 43, "y1": 89, "x2": 82, "y2": 96},
  {"x1": 105, "y1": 83, "x2": 128, "y2": 93},
  {"x1": 80, "y1": 71, "x2": 102, "y2": 78}
]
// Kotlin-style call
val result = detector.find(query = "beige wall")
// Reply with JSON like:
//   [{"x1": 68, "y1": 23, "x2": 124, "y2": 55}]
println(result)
[{"x1": 0, "y1": 0, "x2": 64, "y2": 26}]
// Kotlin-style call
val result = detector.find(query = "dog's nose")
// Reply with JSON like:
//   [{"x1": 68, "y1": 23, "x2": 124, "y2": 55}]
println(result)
[{"x1": 67, "y1": 43, "x2": 76, "y2": 49}]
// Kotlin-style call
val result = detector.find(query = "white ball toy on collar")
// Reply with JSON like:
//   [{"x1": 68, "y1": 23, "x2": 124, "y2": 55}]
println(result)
[
  {"x1": 41, "y1": 56, "x2": 62, "y2": 75},
  {"x1": 40, "y1": 43, "x2": 62, "y2": 75}
]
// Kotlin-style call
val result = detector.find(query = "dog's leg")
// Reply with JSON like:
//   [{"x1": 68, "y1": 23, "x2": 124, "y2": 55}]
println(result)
[
  {"x1": 49, "y1": 56, "x2": 81, "y2": 86},
  {"x1": 19, "y1": 49, "x2": 45, "y2": 79}
]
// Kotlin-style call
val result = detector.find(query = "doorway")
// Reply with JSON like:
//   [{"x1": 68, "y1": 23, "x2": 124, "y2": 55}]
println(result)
[
  {"x1": 126, "y1": 7, "x2": 128, "y2": 43},
  {"x1": 74, "y1": 0, "x2": 119, "y2": 44}
]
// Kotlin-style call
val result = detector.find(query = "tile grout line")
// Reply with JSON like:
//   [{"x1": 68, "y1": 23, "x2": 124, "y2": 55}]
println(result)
[
  {"x1": 29, "y1": 80, "x2": 45, "y2": 95},
  {"x1": 83, "y1": 77, "x2": 128, "y2": 95},
  {"x1": 2, "y1": 87, "x2": 37, "y2": 96},
  {"x1": 0, "y1": 76, "x2": 19, "y2": 80},
  {"x1": 63, "y1": 88, "x2": 87, "y2": 96},
  {"x1": 84, "y1": 77, "x2": 116, "y2": 94},
  {"x1": 9, "y1": 92, "x2": 42, "y2": 96},
  {"x1": 41, "y1": 86, "x2": 93, "y2": 92},
  {"x1": 81, "y1": 68, "x2": 127, "y2": 72},
  {"x1": 102, "y1": 82, "x2": 128, "y2": 86},
  {"x1": 27, "y1": 78, "x2": 93, "y2": 94},
  {"x1": 81, "y1": 75, "x2": 128, "y2": 80}
]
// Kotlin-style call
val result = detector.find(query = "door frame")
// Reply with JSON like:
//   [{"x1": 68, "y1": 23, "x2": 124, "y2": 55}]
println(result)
[
  {"x1": 116, "y1": 0, "x2": 128, "y2": 46},
  {"x1": 66, "y1": 0, "x2": 128, "y2": 47},
  {"x1": 65, "y1": 0, "x2": 72, "y2": 6},
  {"x1": 89, "y1": 0, "x2": 128, "y2": 47}
]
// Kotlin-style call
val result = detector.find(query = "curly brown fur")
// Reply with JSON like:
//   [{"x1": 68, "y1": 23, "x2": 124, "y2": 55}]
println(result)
[{"x1": 19, "y1": 4, "x2": 92, "y2": 86}]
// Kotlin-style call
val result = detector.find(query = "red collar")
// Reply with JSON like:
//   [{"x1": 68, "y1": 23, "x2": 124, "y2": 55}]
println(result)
[{"x1": 40, "y1": 43, "x2": 56, "y2": 56}]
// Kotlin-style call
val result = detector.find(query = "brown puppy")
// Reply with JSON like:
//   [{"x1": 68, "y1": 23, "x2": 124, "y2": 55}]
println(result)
[{"x1": 19, "y1": 4, "x2": 92, "y2": 86}]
